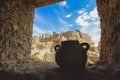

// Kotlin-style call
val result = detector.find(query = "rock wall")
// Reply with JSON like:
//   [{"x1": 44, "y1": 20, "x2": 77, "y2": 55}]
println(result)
[
  {"x1": 31, "y1": 0, "x2": 64, "y2": 8},
  {"x1": 31, "y1": 30, "x2": 99, "y2": 64},
  {"x1": 97, "y1": 0, "x2": 120, "y2": 65},
  {"x1": 0, "y1": 0, "x2": 34, "y2": 66}
]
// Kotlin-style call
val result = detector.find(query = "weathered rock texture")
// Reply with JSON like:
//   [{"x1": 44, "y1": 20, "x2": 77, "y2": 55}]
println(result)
[
  {"x1": 31, "y1": 0, "x2": 64, "y2": 8},
  {"x1": 0, "y1": 0, "x2": 34, "y2": 66},
  {"x1": 0, "y1": 0, "x2": 63, "y2": 66},
  {"x1": 96, "y1": 0, "x2": 120, "y2": 65},
  {"x1": 31, "y1": 30, "x2": 99, "y2": 64}
]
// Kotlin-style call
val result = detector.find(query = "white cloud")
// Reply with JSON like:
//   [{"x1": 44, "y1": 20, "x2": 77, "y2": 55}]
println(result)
[
  {"x1": 80, "y1": 25, "x2": 101, "y2": 46},
  {"x1": 78, "y1": 9, "x2": 86, "y2": 14},
  {"x1": 65, "y1": 13, "x2": 72, "y2": 18},
  {"x1": 76, "y1": 11, "x2": 91, "y2": 27},
  {"x1": 76, "y1": 9, "x2": 92, "y2": 27},
  {"x1": 91, "y1": 35, "x2": 101, "y2": 46},
  {"x1": 76, "y1": 7, "x2": 101, "y2": 46},
  {"x1": 93, "y1": 21, "x2": 100, "y2": 25},
  {"x1": 89, "y1": 7, "x2": 98, "y2": 19},
  {"x1": 76, "y1": 7, "x2": 100, "y2": 27},
  {"x1": 59, "y1": 1, "x2": 67, "y2": 6},
  {"x1": 76, "y1": 16, "x2": 90, "y2": 27},
  {"x1": 68, "y1": 24, "x2": 73, "y2": 27}
]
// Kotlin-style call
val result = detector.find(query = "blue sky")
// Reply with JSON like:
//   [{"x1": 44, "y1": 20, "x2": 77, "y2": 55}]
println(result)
[{"x1": 33, "y1": 0, "x2": 101, "y2": 46}]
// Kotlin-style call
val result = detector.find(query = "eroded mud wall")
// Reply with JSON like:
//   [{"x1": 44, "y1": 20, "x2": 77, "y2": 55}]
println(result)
[
  {"x1": 0, "y1": 0, "x2": 34, "y2": 65},
  {"x1": 97, "y1": 0, "x2": 120, "y2": 65}
]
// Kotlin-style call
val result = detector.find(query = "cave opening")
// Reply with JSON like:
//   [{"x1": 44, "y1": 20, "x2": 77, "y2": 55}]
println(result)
[
  {"x1": 0, "y1": 0, "x2": 120, "y2": 79},
  {"x1": 31, "y1": 0, "x2": 101, "y2": 64}
]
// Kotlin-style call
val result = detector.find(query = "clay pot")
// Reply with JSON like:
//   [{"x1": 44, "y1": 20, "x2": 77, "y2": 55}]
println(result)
[{"x1": 54, "y1": 40, "x2": 90, "y2": 72}]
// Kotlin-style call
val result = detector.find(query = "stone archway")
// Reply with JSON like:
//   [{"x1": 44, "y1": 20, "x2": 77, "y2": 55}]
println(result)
[{"x1": 0, "y1": 0, "x2": 120, "y2": 67}]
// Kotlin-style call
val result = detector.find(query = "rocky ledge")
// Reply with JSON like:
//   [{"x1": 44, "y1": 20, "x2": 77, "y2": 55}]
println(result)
[{"x1": 0, "y1": 60, "x2": 120, "y2": 80}]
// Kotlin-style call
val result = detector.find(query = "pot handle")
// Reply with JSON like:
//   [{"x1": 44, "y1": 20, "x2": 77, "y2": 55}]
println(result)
[
  {"x1": 54, "y1": 45, "x2": 60, "y2": 51},
  {"x1": 81, "y1": 43, "x2": 90, "y2": 51}
]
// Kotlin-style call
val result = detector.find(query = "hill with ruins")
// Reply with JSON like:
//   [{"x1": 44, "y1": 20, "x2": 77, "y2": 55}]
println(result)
[{"x1": 31, "y1": 30, "x2": 99, "y2": 64}]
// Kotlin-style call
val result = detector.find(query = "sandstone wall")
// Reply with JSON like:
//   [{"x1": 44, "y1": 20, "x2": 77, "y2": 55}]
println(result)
[
  {"x1": 97, "y1": 0, "x2": 120, "y2": 65},
  {"x1": 0, "y1": 0, "x2": 34, "y2": 65}
]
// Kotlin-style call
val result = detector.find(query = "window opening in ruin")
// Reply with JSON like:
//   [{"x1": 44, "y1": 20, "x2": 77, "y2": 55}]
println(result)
[{"x1": 31, "y1": 0, "x2": 101, "y2": 64}]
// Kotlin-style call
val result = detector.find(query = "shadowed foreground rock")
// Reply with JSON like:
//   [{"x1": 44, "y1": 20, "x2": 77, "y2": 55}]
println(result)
[{"x1": 0, "y1": 60, "x2": 120, "y2": 80}]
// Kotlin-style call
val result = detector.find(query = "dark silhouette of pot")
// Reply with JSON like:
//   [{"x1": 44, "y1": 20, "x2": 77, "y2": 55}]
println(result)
[{"x1": 54, "y1": 40, "x2": 90, "y2": 72}]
